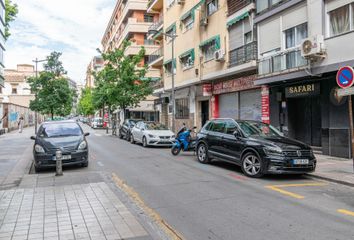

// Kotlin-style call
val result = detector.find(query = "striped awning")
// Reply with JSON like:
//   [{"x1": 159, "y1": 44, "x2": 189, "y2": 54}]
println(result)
[{"x1": 227, "y1": 12, "x2": 249, "y2": 28}]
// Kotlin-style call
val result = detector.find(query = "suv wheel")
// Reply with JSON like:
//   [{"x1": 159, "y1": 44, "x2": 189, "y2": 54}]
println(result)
[
  {"x1": 197, "y1": 143, "x2": 209, "y2": 164},
  {"x1": 241, "y1": 152, "x2": 264, "y2": 178},
  {"x1": 142, "y1": 136, "x2": 148, "y2": 147},
  {"x1": 130, "y1": 135, "x2": 135, "y2": 144}
]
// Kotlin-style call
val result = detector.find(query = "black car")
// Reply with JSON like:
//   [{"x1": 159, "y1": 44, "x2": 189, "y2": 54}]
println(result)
[
  {"x1": 118, "y1": 119, "x2": 141, "y2": 141},
  {"x1": 196, "y1": 119, "x2": 316, "y2": 177},
  {"x1": 31, "y1": 121, "x2": 90, "y2": 172}
]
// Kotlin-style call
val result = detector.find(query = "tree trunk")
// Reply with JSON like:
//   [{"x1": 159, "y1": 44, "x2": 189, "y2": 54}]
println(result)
[{"x1": 51, "y1": 109, "x2": 54, "y2": 120}]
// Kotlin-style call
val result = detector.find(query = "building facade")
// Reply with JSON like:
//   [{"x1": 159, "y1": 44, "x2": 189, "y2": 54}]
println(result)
[
  {"x1": 101, "y1": 0, "x2": 161, "y2": 122},
  {"x1": 254, "y1": 0, "x2": 354, "y2": 158},
  {"x1": 85, "y1": 56, "x2": 104, "y2": 88},
  {"x1": 0, "y1": 64, "x2": 36, "y2": 107},
  {"x1": 0, "y1": 0, "x2": 5, "y2": 87}
]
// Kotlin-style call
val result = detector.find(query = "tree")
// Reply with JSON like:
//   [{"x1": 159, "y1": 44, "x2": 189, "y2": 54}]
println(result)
[
  {"x1": 5, "y1": 0, "x2": 18, "y2": 40},
  {"x1": 78, "y1": 87, "x2": 95, "y2": 116},
  {"x1": 92, "y1": 40, "x2": 153, "y2": 118},
  {"x1": 28, "y1": 52, "x2": 74, "y2": 119}
]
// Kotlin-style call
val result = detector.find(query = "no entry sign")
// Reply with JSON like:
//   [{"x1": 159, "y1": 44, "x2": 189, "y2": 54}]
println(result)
[{"x1": 337, "y1": 66, "x2": 354, "y2": 89}]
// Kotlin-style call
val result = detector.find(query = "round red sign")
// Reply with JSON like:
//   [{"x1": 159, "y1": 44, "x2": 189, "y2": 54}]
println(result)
[{"x1": 337, "y1": 66, "x2": 354, "y2": 89}]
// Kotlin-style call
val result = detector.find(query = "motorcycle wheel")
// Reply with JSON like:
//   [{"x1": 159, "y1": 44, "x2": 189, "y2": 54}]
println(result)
[{"x1": 171, "y1": 146, "x2": 181, "y2": 156}]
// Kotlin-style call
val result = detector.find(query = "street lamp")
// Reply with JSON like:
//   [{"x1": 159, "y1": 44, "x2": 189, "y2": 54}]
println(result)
[
  {"x1": 148, "y1": 29, "x2": 177, "y2": 132},
  {"x1": 32, "y1": 58, "x2": 47, "y2": 134}
]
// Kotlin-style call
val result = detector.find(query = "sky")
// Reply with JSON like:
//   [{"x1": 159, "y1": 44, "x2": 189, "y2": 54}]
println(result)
[{"x1": 5, "y1": 0, "x2": 115, "y2": 84}]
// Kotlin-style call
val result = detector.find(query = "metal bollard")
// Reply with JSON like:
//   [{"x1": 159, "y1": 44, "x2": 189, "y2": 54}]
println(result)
[{"x1": 55, "y1": 150, "x2": 63, "y2": 176}]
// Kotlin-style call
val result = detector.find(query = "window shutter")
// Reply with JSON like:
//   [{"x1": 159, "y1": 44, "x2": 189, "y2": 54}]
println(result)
[
  {"x1": 229, "y1": 22, "x2": 243, "y2": 50},
  {"x1": 282, "y1": 4, "x2": 308, "y2": 30},
  {"x1": 259, "y1": 17, "x2": 281, "y2": 54},
  {"x1": 326, "y1": 0, "x2": 353, "y2": 12}
]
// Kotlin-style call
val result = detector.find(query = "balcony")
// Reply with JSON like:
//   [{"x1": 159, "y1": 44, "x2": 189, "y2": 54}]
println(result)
[
  {"x1": 227, "y1": 0, "x2": 253, "y2": 16},
  {"x1": 148, "y1": 16, "x2": 163, "y2": 37},
  {"x1": 125, "y1": 42, "x2": 159, "y2": 56},
  {"x1": 258, "y1": 48, "x2": 308, "y2": 76},
  {"x1": 147, "y1": 0, "x2": 163, "y2": 13},
  {"x1": 148, "y1": 47, "x2": 164, "y2": 67},
  {"x1": 229, "y1": 42, "x2": 257, "y2": 67}
]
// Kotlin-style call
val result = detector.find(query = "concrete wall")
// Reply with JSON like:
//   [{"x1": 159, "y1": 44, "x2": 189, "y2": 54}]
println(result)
[{"x1": 0, "y1": 103, "x2": 36, "y2": 132}]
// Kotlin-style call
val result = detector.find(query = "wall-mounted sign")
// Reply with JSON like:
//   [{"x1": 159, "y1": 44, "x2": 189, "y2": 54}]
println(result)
[
  {"x1": 336, "y1": 66, "x2": 354, "y2": 89},
  {"x1": 202, "y1": 83, "x2": 212, "y2": 96},
  {"x1": 213, "y1": 75, "x2": 257, "y2": 95},
  {"x1": 261, "y1": 85, "x2": 270, "y2": 124},
  {"x1": 285, "y1": 83, "x2": 320, "y2": 98}
]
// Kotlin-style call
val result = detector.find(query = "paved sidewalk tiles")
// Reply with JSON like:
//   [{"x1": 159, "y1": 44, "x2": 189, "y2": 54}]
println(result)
[{"x1": 0, "y1": 182, "x2": 148, "y2": 240}]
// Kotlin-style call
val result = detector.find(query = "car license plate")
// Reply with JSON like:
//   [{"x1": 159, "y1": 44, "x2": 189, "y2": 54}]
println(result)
[
  {"x1": 53, "y1": 155, "x2": 71, "y2": 160},
  {"x1": 293, "y1": 159, "x2": 309, "y2": 165}
]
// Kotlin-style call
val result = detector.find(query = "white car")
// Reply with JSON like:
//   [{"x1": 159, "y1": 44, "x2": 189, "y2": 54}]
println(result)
[
  {"x1": 91, "y1": 117, "x2": 103, "y2": 129},
  {"x1": 130, "y1": 121, "x2": 175, "y2": 147}
]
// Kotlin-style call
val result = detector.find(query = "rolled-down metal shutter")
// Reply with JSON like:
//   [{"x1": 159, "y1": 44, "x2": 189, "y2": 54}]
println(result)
[{"x1": 219, "y1": 93, "x2": 239, "y2": 119}]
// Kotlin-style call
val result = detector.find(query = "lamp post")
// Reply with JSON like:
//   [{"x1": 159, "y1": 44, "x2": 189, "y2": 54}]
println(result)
[
  {"x1": 33, "y1": 58, "x2": 47, "y2": 134},
  {"x1": 148, "y1": 29, "x2": 177, "y2": 132}
]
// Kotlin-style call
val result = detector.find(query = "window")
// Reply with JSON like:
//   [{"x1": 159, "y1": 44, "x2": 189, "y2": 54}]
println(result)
[
  {"x1": 144, "y1": 14, "x2": 154, "y2": 23},
  {"x1": 201, "y1": 41, "x2": 216, "y2": 61},
  {"x1": 165, "y1": 24, "x2": 176, "y2": 42},
  {"x1": 175, "y1": 98, "x2": 189, "y2": 119},
  {"x1": 256, "y1": 0, "x2": 285, "y2": 13},
  {"x1": 180, "y1": 55, "x2": 194, "y2": 69},
  {"x1": 12, "y1": 87, "x2": 17, "y2": 94},
  {"x1": 164, "y1": 60, "x2": 176, "y2": 76},
  {"x1": 224, "y1": 121, "x2": 238, "y2": 135},
  {"x1": 210, "y1": 121, "x2": 225, "y2": 133},
  {"x1": 329, "y1": 4, "x2": 352, "y2": 37},
  {"x1": 284, "y1": 23, "x2": 308, "y2": 49},
  {"x1": 207, "y1": 0, "x2": 218, "y2": 16},
  {"x1": 204, "y1": 121, "x2": 212, "y2": 131},
  {"x1": 244, "y1": 31, "x2": 252, "y2": 44},
  {"x1": 182, "y1": 14, "x2": 194, "y2": 31}
]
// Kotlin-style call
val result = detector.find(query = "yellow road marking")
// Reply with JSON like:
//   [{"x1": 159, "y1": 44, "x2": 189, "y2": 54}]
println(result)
[
  {"x1": 265, "y1": 182, "x2": 327, "y2": 199},
  {"x1": 112, "y1": 173, "x2": 184, "y2": 240},
  {"x1": 338, "y1": 209, "x2": 354, "y2": 217}
]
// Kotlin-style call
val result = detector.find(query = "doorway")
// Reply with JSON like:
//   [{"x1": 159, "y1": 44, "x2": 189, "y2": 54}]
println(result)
[
  {"x1": 201, "y1": 100, "x2": 209, "y2": 127},
  {"x1": 287, "y1": 96, "x2": 321, "y2": 147}
]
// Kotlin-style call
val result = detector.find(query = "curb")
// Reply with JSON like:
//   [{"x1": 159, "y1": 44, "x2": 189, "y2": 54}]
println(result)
[{"x1": 306, "y1": 173, "x2": 354, "y2": 188}]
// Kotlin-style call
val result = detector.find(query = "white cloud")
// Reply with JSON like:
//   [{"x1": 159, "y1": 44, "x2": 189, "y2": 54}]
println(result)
[{"x1": 5, "y1": 0, "x2": 115, "y2": 84}]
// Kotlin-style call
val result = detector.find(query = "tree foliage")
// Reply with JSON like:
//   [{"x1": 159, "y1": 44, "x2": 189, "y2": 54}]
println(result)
[
  {"x1": 92, "y1": 41, "x2": 153, "y2": 113},
  {"x1": 5, "y1": 0, "x2": 18, "y2": 40},
  {"x1": 78, "y1": 87, "x2": 95, "y2": 116},
  {"x1": 28, "y1": 52, "x2": 74, "y2": 119}
]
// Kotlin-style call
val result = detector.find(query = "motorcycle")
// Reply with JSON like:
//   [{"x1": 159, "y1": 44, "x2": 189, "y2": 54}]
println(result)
[{"x1": 171, "y1": 124, "x2": 197, "y2": 156}]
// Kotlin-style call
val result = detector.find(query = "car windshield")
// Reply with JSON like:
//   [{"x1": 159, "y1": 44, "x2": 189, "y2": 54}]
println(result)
[
  {"x1": 238, "y1": 121, "x2": 282, "y2": 137},
  {"x1": 145, "y1": 123, "x2": 168, "y2": 130},
  {"x1": 39, "y1": 123, "x2": 82, "y2": 138}
]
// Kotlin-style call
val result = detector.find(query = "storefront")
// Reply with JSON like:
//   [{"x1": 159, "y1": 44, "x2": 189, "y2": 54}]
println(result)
[
  {"x1": 211, "y1": 74, "x2": 262, "y2": 121},
  {"x1": 268, "y1": 74, "x2": 352, "y2": 158},
  {"x1": 126, "y1": 100, "x2": 159, "y2": 122}
]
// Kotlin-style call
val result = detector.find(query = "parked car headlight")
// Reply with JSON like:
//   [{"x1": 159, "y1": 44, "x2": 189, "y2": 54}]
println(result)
[
  {"x1": 34, "y1": 144, "x2": 45, "y2": 153},
  {"x1": 78, "y1": 141, "x2": 87, "y2": 150},
  {"x1": 263, "y1": 146, "x2": 283, "y2": 156},
  {"x1": 171, "y1": 135, "x2": 175, "y2": 139},
  {"x1": 148, "y1": 134, "x2": 157, "y2": 138}
]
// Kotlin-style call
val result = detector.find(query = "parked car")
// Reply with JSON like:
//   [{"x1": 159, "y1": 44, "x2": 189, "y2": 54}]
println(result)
[
  {"x1": 118, "y1": 119, "x2": 141, "y2": 141},
  {"x1": 196, "y1": 119, "x2": 316, "y2": 178},
  {"x1": 91, "y1": 117, "x2": 103, "y2": 129},
  {"x1": 130, "y1": 121, "x2": 175, "y2": 147},
  {"x1": 30, "y1": 120, "x2": 90, "y2": 172}
]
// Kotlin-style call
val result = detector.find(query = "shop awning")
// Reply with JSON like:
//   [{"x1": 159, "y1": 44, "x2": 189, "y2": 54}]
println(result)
[
  {"x1": 227, "y1": 12, "x2": 249, "y2": 28},
  {"x1": 179, "y1": 48, "x2": 195, "y2": 61},
  {"x1": 199, "y1": 35, "x2": 221, "y2": 50},
  {"x1": 165, "y1": 23, "x2": 176, "y2": 34},
  {"x1": 163, "y1": 58, "x2": 176, "y2": 68},
  {"x1": 180, "y1": 9, "x2": 195, "y2": 21}
]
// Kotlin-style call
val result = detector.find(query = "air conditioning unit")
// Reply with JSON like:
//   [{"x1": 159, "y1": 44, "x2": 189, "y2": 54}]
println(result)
[
  {"x1": 214, "y1": 49, "x2": 225, "y2": 62},
  {"x1": 200, "y1": 18, "x2": 208, "y2": 27},
  {"x1": 301, "y1": 35, "x2": 326, "y2": 59},
  {"x1": 177, "y1": 0, "x2": 185, "y2": 4}
]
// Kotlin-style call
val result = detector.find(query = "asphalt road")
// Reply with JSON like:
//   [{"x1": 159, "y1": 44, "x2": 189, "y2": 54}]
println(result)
[{"x1": 38, "y1": 125, "x2": 354, "y2": 240}]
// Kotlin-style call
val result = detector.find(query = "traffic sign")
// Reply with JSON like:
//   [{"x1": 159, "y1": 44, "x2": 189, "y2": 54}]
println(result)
[
  {"x1": 337, "y1": 87, "x2": 354, "y2": 97},
  {"x1": 337, "y1": 66, "x2": 354, "y2": 89}
]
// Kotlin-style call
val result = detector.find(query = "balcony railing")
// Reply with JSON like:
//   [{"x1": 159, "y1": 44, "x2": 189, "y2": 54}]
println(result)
[
  {"x1": 229, "y1": 41, "x2": 257, "y2": 67},
  {"x1": 258, "y1": 48, "x2": 308, "y2": 76},
  {"x1": 148, "y1": 16, "x2": 163, "y2": 33},
  {"x1": 227, "y1": 0, "x2": 252, "y2": 16},
  {"x1": 148, "y1": 47, "x2": 164, "y2": 65},
  {"x1": 152, "y1": 79, "x2": 164, "y2": 89}
]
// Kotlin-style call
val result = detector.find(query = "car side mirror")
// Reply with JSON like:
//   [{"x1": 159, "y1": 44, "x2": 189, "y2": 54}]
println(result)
[
  {"x1": 233, "y1": 130, "x2": 242, "y2": 139},
  {"x1": 30, "y1": 136, "x2": 36, "y2": 140},
  {"x1": 84, "y1": 132, "x2": 90, "y2": 136}
]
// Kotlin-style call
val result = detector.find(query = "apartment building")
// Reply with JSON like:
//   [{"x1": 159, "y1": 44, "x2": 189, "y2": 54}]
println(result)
[
  {"x1": 254, "y1": 0, "x2": 354, "y2": 158},
  {"x1": 85, "y1": 56, "x2": 104, "y2": 88},
  {"x1": 102, "y1": 0, "x2": 160, "y2": 122},
  {"x1": 0, "y1": 64, "x2": 35, "y2": 107},
  {"x1": 0, "y1": 0, "x2": 5, "y2": 87},
  {"x1": 149, "y1": 0, "x2": 260, "y2": 130}
]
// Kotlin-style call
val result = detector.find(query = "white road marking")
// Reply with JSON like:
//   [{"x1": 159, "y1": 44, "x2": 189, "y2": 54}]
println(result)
[{"x1": 97, "y1": 161, "x2": 104, "y2": 167}]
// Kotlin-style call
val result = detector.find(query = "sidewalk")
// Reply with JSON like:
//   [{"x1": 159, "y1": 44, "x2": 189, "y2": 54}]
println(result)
[{"x1": 307, "y1": 154, "x2": 354, "y2": 187}]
